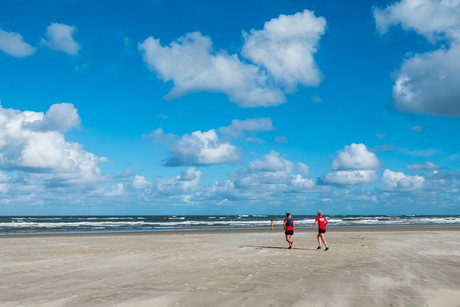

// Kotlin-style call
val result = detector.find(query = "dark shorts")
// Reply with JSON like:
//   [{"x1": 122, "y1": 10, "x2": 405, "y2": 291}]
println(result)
[
  {"x1": 285, "y1": 230, "x2": 294, "y2": 236},
  {"x1": 318, "y1": 229, "x2": 326, "y2": 234}
]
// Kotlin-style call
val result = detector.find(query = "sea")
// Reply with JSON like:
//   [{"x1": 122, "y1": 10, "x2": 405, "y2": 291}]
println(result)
[{"x1": 1, "y1": 215, "x2": 459, "y2": 235}]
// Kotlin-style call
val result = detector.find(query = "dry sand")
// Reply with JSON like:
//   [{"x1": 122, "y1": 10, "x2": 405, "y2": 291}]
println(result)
[{"x1": 1, "y1": 228, "x2": 460, "y2": 307}]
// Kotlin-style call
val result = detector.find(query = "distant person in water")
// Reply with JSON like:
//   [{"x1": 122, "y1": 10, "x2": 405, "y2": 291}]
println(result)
[
  {"x1": 271, "y1": 220, "x2": 274, "y2": 230},
  {"x1": 284, "y1": 213, "x2": 295, "y2": 249},
  {"x1": 314, "y1": 210, "x2": 329, "y2": 251}
]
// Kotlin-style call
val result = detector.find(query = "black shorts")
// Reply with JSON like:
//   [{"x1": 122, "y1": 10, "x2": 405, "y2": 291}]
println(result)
[
  {"x1": 318, "y1": 229, "x2": 326, "y2": 234},
  {"x1": 285, "y1": 230, "x2": 294, "y2": 235}
]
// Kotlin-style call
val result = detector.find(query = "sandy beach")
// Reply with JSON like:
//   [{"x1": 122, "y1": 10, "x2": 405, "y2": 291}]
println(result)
[{"x1": 1, "y1": 227, "x2": 460, "y2": 307}]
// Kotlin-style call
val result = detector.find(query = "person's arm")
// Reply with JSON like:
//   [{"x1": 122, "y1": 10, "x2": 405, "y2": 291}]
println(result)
[
  {"x1": 314, "y1": 217, "x2": 317, "y2": 226},
  {"x1": 325, "y1": 218, "x2": 328, "y2": 226},
  {"x1": 283, "y1": 220, "x2": 286, "y2": 230},
  {"x1": 292, "y1": 220, "x2": 295, "y2": 227}
]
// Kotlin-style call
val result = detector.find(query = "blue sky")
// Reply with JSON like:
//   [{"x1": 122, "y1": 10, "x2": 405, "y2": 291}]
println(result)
[{"x1": 0, "y1": 0, "x2": 459, "y2": 215}]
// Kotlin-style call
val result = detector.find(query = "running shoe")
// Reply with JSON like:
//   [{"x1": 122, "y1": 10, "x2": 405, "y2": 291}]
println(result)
[{"x1": 317, "y1": 246, "x2": 321, "y2": 249}]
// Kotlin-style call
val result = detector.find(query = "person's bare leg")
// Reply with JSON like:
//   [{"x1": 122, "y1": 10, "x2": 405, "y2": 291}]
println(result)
[
  {"x1": 317, "y1": 233, "x2": 321, "y2": 246},
  {"x1": 320, "y1": 234, "x2": 328, "y2": 247},
  {"x1": 286, "y1": 235, "x2": 291, "y2": 247}
]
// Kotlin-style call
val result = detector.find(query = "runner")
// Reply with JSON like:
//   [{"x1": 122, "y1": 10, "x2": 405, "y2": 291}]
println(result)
[
  {"x1": 314, "y1": 210, "x2": 329, "y2": 251},
  {"x1": 284, "y1": 213, "x2": 295, "y2": 249}
]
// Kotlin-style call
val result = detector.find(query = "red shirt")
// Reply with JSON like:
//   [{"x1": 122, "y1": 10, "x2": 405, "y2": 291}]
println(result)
[
  {"x1": 315, "y1": 216, "x2": 328, "y2": 229},
  {"x1": 284, "y1": 219, "x2": 294, "y2": 231}
]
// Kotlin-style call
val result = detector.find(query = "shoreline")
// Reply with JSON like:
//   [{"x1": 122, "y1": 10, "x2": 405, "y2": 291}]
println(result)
[{"x1": 1, "y1": 224, "x2": 460, "y2": 239}]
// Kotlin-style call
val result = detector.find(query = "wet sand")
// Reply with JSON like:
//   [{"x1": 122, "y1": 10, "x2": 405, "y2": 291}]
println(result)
[{"x1": 1, "y1": 227, "x2": 460, "y2": 306}]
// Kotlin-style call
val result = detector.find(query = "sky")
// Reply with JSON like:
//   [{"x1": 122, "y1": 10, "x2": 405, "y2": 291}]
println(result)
[{"x1": 0, "y1": 0, "x2": 459, "y2": 216}]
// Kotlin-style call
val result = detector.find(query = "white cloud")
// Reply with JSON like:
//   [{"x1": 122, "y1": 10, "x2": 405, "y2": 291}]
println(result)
[
  {"x1": 331, "y1": 143, "x2": 381, "y2": 171},
  {"x1": 205, "y1": 151, "x2": 318, "y2": 201},
  {"x1": 274, "y1": 136, "x2": 289, "y2": 144},
  {"x1": 380, "y1": 169, "x2": 425, "y2": 191},
  {"x1": 157, "y1": 114, "x2": 169, "y2": 120},
  {"x1": 287, "y1": 174, "x2": 316, "y2": 192},
  {"x1": 23, "y1": 103, "x2": 81, "y2": 132},
  {"x1": 0, "y1": 172, "x2": 9, "y2": 182},
  {"x1": 247, "y1": 150, "x2": 294, "y2": 173},
  {"x1": 375, "y1": 133, "x2": 387, "y2": 140},
  {"x1": 374, "y1": 0, "x2": 460, "y2": 117},
  {"x1": 407, "y1": 161, "x2": 444, "y2": 170},
  {"x1": 0, "y1": 29, "x2": 36, "y2": 58},
  {"x1": 219, "y1": 117, "x2": 275, "y2": 136},
  {"x1": 0, "y1": 103, "x2": 107, "y2": 187},
  {"x1": 321, "y1": 143, "x2": 381, "y2": 186},
  {"x1": 321, "y1": 170, "x2": 379, "y2": 186},
  {"x1": 104, "y1": 183, "x2": 125, "y2": 197},
  {"x1": 139, "y1": 32, "x2": 284, "y2": 108},
  {"x1": 231, "y1": 151, "x2": 295, "y2": 187},
  {"x1": 297, "y1": 162, "x2": 310, "y2": 177},
  {"x1": 163, "y1": 129, "x2": 242, "y2": 166},
  {"x1": 241, "y1": 9, "x2": 326, "y2": 91},
  {"x1": 139, "y1": 10, "x2": 326, "y2": 107},
  {"x1": 41, "y1": 23, "x2": 81, "y2": 55},
  {"x1": 143, "y1": 128, "x2": 179, "y2": 144},
  {"x1": 392, "y1": 45, "x2": 460, "y2": 117},
  {"x1": 132, "y1": 175, "x2": 153, "y2": 189},
  {"x1": 374, "y1": 0, "x2": 460, "y2": 42},
  {"x1": 156, "y1": 167, "x2": 201, "y2": 195}
]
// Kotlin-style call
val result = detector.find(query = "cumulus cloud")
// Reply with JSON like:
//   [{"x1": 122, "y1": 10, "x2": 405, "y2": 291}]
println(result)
[
  {"x1": 205, "y1": 151, "x2": 318, "y2": 201},
  {"x1": 143, "y1": 128, "x2": 179, "y2": 144},
  {"x1": 132, "y1": 175, "x2": 153, "y2": 189},
  {"x1": 139, "y1": 10, "x2": 326, "y2": 107},
  {"x1": 241, "y1": 9, "x2": 326, "y2": 91},
  {"x1": 222, "y1": 151, "x2": 295, "y2": 191},
  {"x1": 374, "y1": 0, "x2": 460, "y2": 42},
  {"x1": 0, "y1": 29, "x2": 36, "y2": 57},
  {"x1": 331, "y1": 143, "x2": 381, "y2": 171},
  {"x1": 380, "y1": 169, "x2": 425, "y2": 191},
  {"x1": 22, "y1": 103, "x2": 81, "y2": 132},
  {"x1": 297, "y1": 162, "x2": 310, "y2": 177},
  {"x1": 115, "y1": 168, "x2": 135, "y2": 179},
  {"x1": 219, "y1": 117, "x2": 275, "y2": 136},
  {"x1": 424, "y1": 170, "x2": 460, "y2": 180},
  {"x1": 406, "y1": 161, "x2": 444, "y2": 170},
  {"x1": 162, "y1": 129, "x2": 242, "y2": 166},
  {"x1": 0, "y1": 103, "x2": 107, "y2": 187},
  {"x1": 139, "y1": 32, "x2": 284, "y2": 108},
  {"x1": 103, "y1": 183, "x2": 125, "y2": 197},
  {"x1": 274, "y1": 136, "x2": 289, "y2": 144},
  {"x1": 320, "y1": 170, "x2": 379, "y2": 186},
  {"x1": 321, "y1": 143, "x2": 381, "y2": 186},
  {"x1": 40, "y1": 23, "x2": 81, "y2": 55},
  {"x1": 374, "y1": 0, "x2": 460, "y2": 117},
  {"x1": 156, "y1": 167, "x2": 201, "y2": 195}
]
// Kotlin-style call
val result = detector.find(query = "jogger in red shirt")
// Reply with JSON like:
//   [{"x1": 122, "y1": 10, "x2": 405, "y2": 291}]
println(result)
[{"x1": 314, "y1": 210, "x2": 329, "y2": 251}]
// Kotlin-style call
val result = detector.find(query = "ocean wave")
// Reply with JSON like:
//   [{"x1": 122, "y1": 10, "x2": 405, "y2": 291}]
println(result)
[{"x1": 1, "y1": 215, "x2": 459, "y2": 233}]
